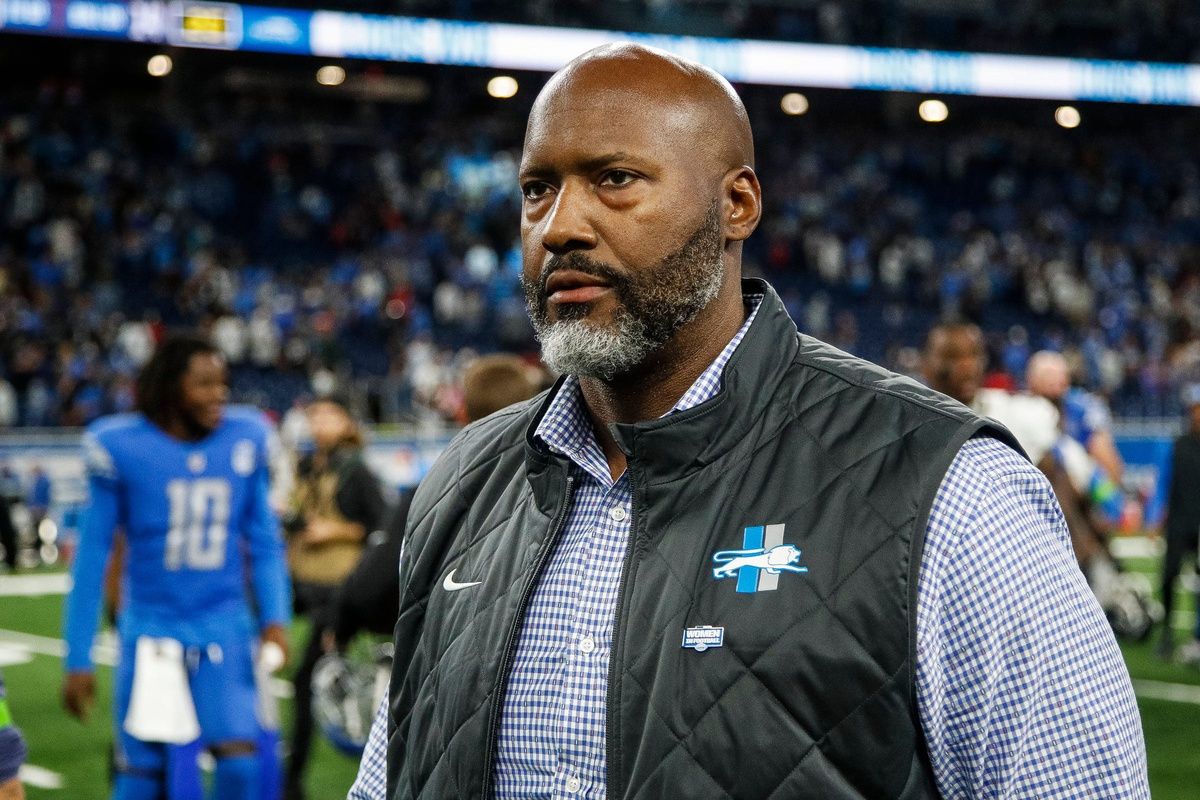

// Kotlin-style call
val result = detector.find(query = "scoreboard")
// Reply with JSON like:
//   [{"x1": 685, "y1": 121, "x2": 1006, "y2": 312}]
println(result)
[{"x1": 172, "y1": 2, "x2": 241, "y2": 48}]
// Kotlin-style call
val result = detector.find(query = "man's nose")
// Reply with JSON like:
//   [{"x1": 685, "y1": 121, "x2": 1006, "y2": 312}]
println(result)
[{"x1": 541, "y1": 180, "x2": 598, "y2": 255}]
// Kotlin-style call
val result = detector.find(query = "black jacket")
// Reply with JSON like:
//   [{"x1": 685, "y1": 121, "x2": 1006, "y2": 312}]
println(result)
[
  {"x1": 1166, "y1": 431, "x2": 1200, "y2": 545},
  {"x1": 387, "y1": 279, "x2": 1014, "y2": 799},
  {"x1": 331, "y1": 490, "x2": 412, "y2": 645}
]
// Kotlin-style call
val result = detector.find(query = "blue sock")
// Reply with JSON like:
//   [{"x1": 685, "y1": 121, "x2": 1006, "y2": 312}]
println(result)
[
  {"x1": 257, "y1": 727, "x2": 282, "y2": 800},
  {"x1": 113, "y1": 773, "x2": 162, "y2": 800},
  {"x1": 166, "y1": 741, "x2": 203, "y2": 800},
  {"x1": 213, "y1": 753, "x2": 258, "y2": 800}
]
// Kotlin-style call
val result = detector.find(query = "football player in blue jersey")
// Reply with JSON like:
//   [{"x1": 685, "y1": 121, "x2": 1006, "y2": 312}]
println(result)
[
  {"x1": 61, "y1": 335, "x2": 291, "y2": 800},
  {"x1": 1027, "y1": 350, "x2": 1125, "y2": 484}
]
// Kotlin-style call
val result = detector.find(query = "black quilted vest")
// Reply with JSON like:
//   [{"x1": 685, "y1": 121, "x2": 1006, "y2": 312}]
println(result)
[{"x1": 387, "y1": 279, "x2": 1018, "y2": 799}]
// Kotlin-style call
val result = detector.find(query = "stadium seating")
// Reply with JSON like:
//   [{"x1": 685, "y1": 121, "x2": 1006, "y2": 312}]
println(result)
[{"x1": 0, "y1": 39, "x2": 1197, "y2": 426}]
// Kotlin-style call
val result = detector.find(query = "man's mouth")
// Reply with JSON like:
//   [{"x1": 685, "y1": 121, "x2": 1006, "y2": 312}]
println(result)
[{"x1": 544, "y1": 269, "x2": 612, "y2": 304}]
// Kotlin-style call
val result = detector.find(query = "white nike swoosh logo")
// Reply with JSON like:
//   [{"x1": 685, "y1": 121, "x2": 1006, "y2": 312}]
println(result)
[{"x1": 442, "y1": 569, "x2": 482, "y2": 592}]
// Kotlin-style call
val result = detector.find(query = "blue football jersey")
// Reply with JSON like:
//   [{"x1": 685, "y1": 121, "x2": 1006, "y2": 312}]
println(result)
[
  {"x1": 64, "y1": 406, "x2": 291, "y2": 671},
  {"x1": 1062, "y1": 388, "x2": 1112, "y2": 450}
]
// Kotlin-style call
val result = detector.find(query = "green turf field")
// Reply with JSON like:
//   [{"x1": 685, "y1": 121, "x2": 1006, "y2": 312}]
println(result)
[
  {"x1": 0, "y1": 586, "x2": 361, "y2": 800},
  {"x1": 1, "y1": 554, "x2": 1198, "y2": 798}
]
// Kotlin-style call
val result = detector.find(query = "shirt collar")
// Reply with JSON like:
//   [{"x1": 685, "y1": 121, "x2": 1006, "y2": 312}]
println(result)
[{"x1": 534, "y1": 295, "x2": 763, "y2": 482}]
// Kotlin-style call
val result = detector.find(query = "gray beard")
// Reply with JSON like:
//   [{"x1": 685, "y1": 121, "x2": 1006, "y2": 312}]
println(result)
[
  {"x1": 537, "y1": 307, "x2": 655, "y2": 381},
  {"x1": 528, "y1": 203, "x2": 724, "y2": 381},
  {"x1": 535, "y1": 264, "x2": 722, "y2": 381}
]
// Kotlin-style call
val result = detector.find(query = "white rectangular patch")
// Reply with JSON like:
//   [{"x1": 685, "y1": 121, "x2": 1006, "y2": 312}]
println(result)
[{"x1": 682, "y1": 626, "x2": 725, "y2": 652}]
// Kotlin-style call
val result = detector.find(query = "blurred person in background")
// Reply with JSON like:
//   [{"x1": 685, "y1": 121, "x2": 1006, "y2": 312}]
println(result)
[
  {"x1": 283, "y1": 396, "x2": 386, "y2": 800},
  {"x1": 25, "y1": 466, "x2": 51, "y2": 561},
  {"x1": 0, "y1": 491, "x2": 18, "y2": 573},
  {"x1": 459, "y1": 354, "x2": 544, "y2": 426},
  {"x1": 1158, "y1": 384, "x2": 1200, "y2": 663},
  {"x1": 923, "y1": 327, "x2": 1107, "y2": 568},
  {"x1": 0, "y1": 670, "x2": 27, "y2": 800},
  {"x1": 331, "y1": 354, "x2": 540, "y2": 650},
  {"x1": 61, "y1": 335, "x2": 291, "y2": 800},
  {"x1": 1028, "y1": 350, "x2": 1134, "y2": 548},
  {"x1": 922, "y1": 322, "x2": 1059, "y2": 464},
  {"x1": 1028, "y1": 350, "x2": 1126, "y2": 484},
  {"x1": 345, "y1": 355, "x2": 542, "y2": 797},
  {"x1": 925, "y1": 323, "x2": 1158, "y2": 639}
]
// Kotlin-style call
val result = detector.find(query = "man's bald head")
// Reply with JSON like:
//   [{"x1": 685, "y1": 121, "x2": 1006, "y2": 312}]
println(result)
[
  {"x1": 1027, "y1": 351, "x2": 1071, "y2": 401},
  {"x1": 529, "y1": 44, "x2": 754, "y2": 176}
]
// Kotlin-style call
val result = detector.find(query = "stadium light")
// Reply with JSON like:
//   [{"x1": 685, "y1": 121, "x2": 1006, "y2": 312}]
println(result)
[
  {"x1": 780, "y1": 92, "x2": 809, "y2": 115},
  {"x1": 316, "y1": 65, "x2": 346, "y2": 86},
  {"x1": 147, "y1": 54, "x2": 173, "y2": 78},
  {"x1": 487, "y1": 76, "x2": 519, "y2": 99},
  {"x1": 918, "y1": 99, "x2": 949, "y2": 123},
  {"x1": 1055, "y1": 105, "x2": 1082, "y2": 128}
]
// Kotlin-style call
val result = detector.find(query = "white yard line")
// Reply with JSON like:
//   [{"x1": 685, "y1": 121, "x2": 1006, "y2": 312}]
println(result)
[
  {"x1": 0, "y1": 645, "x2": 33, "y2": 667},
  {"x1": 0, "y1": 573, "x2": 71, "y2": 597},
  {"x1": 1131, "y1": 679, "x2": 1200, "y2": 706},
  {"x1": 0, "y1": 628, "x2": 115, "y2": 666},
  {"x1": 18, "y1": 764, "x2": 64, "y2": 789}
]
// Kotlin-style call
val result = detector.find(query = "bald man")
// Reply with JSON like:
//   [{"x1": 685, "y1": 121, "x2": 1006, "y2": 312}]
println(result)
[
  {"x1": 349, "y1": 46, "x2": 1146, "y2": 799},
  {"x1": 1028, "y1": 350, "x2": 1126, "y2": 484}
]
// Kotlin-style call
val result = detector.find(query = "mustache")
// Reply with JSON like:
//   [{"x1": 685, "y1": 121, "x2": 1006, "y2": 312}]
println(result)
[{"x1": 538, "y1": 253, "x2": 629, "y2": 296}]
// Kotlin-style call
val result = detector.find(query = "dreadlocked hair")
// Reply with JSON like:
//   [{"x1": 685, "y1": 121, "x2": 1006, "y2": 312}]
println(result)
[{"x1": 135, "y1": 334, "x2": 220, "y2": 426}]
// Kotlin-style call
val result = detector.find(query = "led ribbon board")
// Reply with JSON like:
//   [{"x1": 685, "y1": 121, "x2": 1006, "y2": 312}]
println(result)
[{"x1": 2, "y1": 0, "x2": 1199, "y2": 105}]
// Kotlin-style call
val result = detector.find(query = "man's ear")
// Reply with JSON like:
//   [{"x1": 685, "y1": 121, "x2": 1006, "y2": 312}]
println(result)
[{"x1": 723, "y1": 166, "x2": 762, "y2": 243}]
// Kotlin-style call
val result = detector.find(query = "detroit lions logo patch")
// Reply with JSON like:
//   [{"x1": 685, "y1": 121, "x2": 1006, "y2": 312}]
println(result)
[{"x1": 712, "y1": 524, "x2": 808, "y2": 593}]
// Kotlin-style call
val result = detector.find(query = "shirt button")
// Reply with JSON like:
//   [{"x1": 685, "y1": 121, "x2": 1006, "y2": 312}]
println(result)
[
  {"x1": 609, "y1": 506, "x2": 627, "y2": 522},
  {"x1": 579, "y1": 635, "x2": 596, "y2": 654},
  {"x1": 565, "y1": 776, "x2": 582, "y2": 793}
]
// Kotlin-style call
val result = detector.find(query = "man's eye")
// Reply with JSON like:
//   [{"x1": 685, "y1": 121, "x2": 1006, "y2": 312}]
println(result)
[
  {"x1": 601, "y1": 170, "x2": 636, "y2": 187},
  {"x1": 522, "y1": 182, "x2": 552, "y2": 200}
]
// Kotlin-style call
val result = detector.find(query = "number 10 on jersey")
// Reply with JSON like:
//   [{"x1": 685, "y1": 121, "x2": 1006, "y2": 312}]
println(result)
[{"x1": 165, "y1": 478, "x2": 232, "y2": 570}]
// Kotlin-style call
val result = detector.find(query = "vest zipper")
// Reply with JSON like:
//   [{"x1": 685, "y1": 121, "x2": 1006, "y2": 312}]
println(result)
[
  {"x1": 606, "y1": 466, "x2": 640, "y2": 800},
  {"x1": 481, "y1": 473, "x2": 575, "y2": 799}
]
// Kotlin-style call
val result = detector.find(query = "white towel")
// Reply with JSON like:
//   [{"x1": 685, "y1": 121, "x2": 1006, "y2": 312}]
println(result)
[
  {"x1": 255, "y1": 641, "x2": 285, "y2": 732},
  {"x1": 123, "y1": 637, "x2": 201, "y2": 744}
]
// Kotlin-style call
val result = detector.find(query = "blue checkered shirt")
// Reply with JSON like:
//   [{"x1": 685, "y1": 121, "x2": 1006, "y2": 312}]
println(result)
[{"x1": 350, "y1": 301, "x2": 1147, "y2": 799}]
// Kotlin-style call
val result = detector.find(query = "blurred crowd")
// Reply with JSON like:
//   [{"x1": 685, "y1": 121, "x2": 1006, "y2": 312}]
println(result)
[
  {"x1": 0, "y1": 75, "x2": 532, "y2": 428},
  {"x1": 1, "y1": 61, "x2": 1198, "y2": 428},
  {"x1": 750, "y1": 121, "x2": 1200, "y2": 418}
]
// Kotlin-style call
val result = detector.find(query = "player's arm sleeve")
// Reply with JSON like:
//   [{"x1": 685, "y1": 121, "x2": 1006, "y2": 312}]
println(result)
[
  {"x1": 246, "y1": 441, "x2": 291, "y2": 629},
  {"x1": 347, "y1": 692, "x2": 389, "y2": 800},
  {"x1": 62, "y1": 436, "x2": 121, "y2": 672},
  {"x1": 915, "y1": 437, "x2": 1148, "y2": 799}
]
